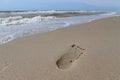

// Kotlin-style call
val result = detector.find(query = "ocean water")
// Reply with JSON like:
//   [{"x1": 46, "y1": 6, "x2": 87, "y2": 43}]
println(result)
[{"x1": 0, "y1": 11, "x2": 119, "y2": 45}]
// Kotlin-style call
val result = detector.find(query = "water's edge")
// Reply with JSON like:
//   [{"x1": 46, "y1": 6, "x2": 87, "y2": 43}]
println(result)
[{"x1": 0, "y1": 11, "x2": 119, "y2": 45}]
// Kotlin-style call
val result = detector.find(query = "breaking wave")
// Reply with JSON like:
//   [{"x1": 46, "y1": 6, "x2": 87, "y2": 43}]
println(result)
[{"x1": 0, "y1": 16, "x2": 56, "y2": 26}]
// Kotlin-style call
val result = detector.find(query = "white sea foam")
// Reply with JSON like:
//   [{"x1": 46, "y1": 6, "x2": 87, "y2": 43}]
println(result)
[
  {"x1": 0, "y1": 16, "x2": 56, "y2": 26},
  {"x1": 0, "y1": 34, "x2": 15, "y2": 44},
  {"x1": 100, "y1": 12, "x2": 117, "y2": 16},
  {"x1": 0, "y1": 11, "x2": 118, "y2": 45},
  {"x1": 0, "y1": 16, "x2": 23, "y2": 26}
]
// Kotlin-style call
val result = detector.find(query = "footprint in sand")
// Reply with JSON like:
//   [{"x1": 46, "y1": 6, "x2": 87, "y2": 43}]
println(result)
[{"x1": 56, "y1": 44, "x2": 86, "y2": 69}]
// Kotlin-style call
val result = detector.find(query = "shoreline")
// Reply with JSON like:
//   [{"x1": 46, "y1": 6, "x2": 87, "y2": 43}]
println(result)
[
  {"x1": 0, "y1": 16, "x2": 120, "y2": 80},
  {"x1": 0, "y1": 15, "x2": 119, "y2": 45}
]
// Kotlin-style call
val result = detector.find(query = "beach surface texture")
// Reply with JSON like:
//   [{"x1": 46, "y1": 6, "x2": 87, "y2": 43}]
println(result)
[{"x1": 0, "y1": 16, "x2": 120, "y2": 80}]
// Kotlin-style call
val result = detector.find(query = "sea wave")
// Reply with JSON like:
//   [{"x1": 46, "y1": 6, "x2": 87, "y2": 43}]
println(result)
[
  {"x1": 10, "y1": 10, "x2": 88, "y2": 14},
  {"x1": 99, "y1": 12, "x2": 117, "y2": 16},
  {"x1": 0, "y1": 16, "x2": 56, "y2": 26}
]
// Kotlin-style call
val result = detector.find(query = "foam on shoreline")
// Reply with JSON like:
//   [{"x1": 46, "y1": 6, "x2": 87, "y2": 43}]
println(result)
[{"x1": 0, "y1": 11, "x2": 119, "y2": 45}]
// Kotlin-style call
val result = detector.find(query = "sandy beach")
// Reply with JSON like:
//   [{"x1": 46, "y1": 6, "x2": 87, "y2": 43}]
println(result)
[{"x1": 0, "y1": 16, "x2": 120, "y2": 80}]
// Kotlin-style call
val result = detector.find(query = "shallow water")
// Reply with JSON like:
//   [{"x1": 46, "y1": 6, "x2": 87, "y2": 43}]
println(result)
[{"x1": 0, "y1": 11, "x2": 119, "y2": 45}]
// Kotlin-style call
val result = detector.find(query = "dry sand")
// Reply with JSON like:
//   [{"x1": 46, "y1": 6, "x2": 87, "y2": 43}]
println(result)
[{"x1": 0, "y1": 16, "x2": 120, "y2": 80}]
